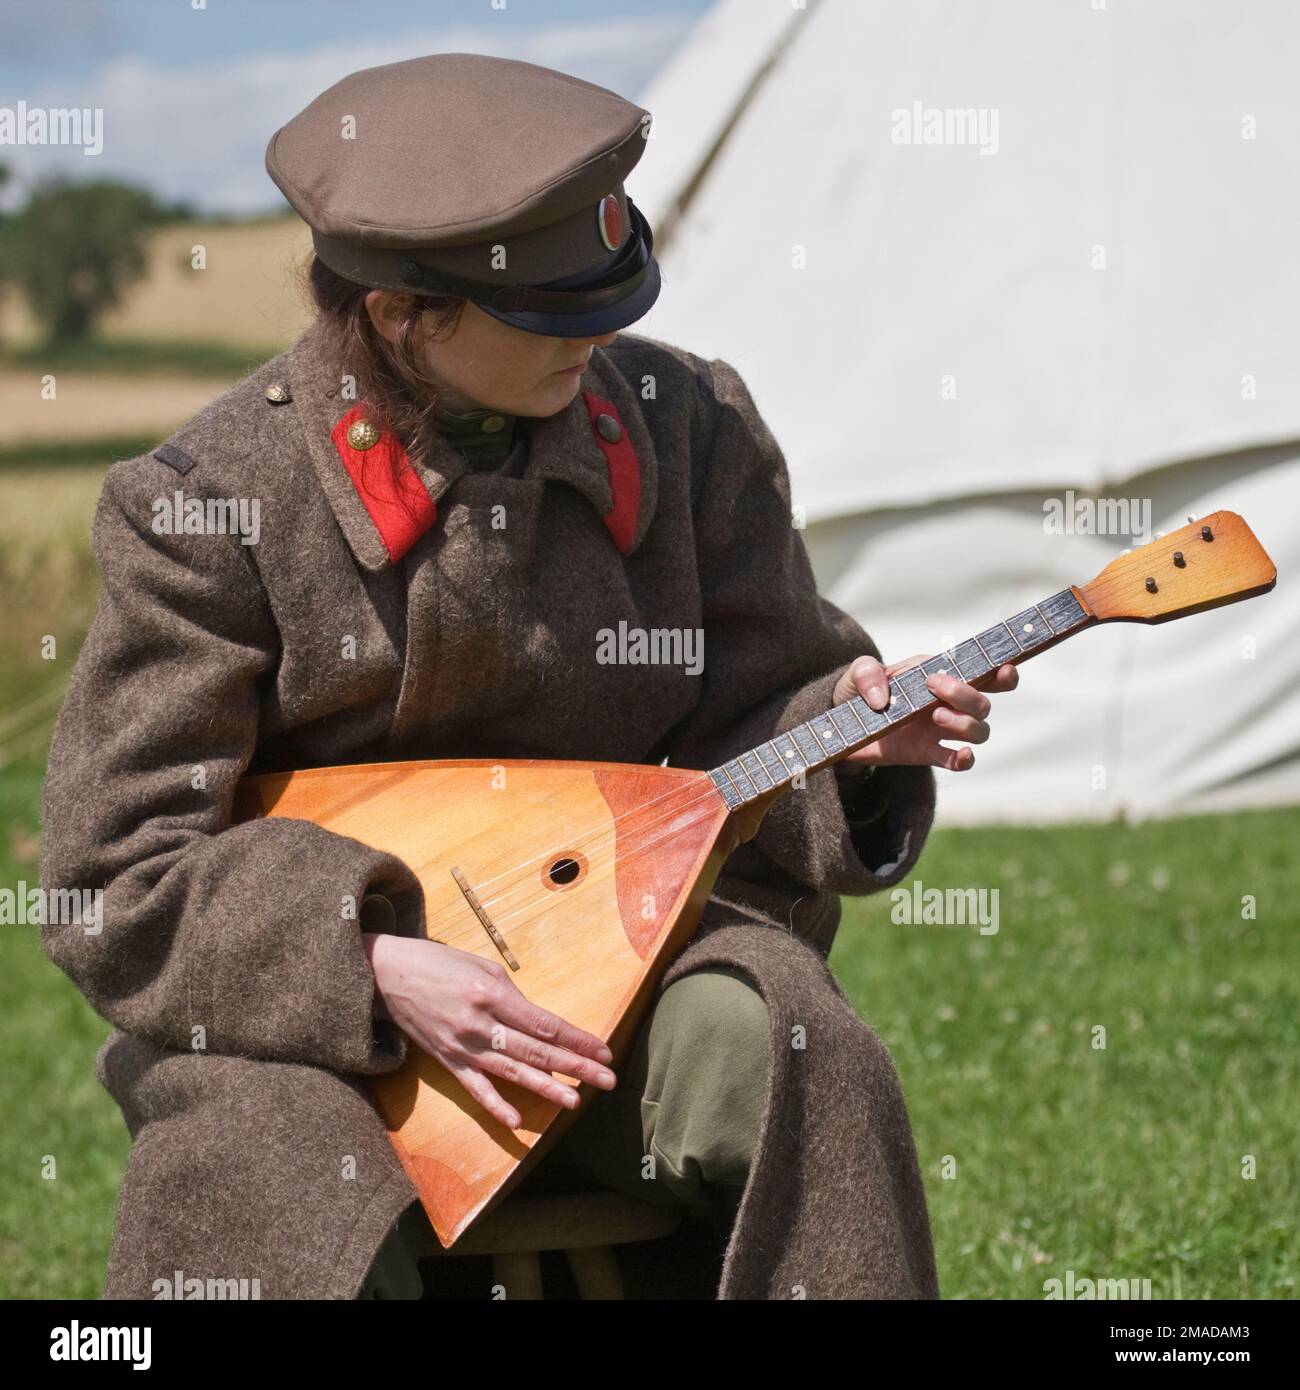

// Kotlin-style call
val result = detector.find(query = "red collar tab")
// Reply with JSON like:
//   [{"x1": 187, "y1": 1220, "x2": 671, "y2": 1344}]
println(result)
[
  {"x1": 330, "y1": 405, "x2": 437, "y2": 564},
  {"x1": 582, "y1": 390, "x2": 640, "y2": 555}
]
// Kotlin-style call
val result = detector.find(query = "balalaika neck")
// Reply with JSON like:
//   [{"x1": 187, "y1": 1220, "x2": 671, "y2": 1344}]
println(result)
[{"x1": 708, "y1": 587, "x2": 1094, "y2": 812}]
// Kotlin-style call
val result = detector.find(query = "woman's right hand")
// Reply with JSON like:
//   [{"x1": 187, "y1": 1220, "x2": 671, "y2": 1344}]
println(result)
[{"x1": 362, "y1": 932, "x2": 617, "y2": 1130}]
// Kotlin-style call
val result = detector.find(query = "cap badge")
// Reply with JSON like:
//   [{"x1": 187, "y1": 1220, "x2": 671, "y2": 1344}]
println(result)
[{"x1": 597, "y1": 194, "x2": 623, "y2": 252}]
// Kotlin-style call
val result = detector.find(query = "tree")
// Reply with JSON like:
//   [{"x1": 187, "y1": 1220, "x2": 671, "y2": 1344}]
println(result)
[{"x1": 0, "y1": 177, "x2": 169, "y2": 348}]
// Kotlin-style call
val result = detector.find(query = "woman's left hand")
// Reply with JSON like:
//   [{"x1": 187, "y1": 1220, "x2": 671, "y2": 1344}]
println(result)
[{"x1": 831, "y1": 654, "x2": 1019, "y2": 773}]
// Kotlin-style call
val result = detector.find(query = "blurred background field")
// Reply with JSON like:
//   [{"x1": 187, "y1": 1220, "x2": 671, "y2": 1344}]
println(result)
[
  {"x1": 0, "y1": 214, "x2": 310, "y2": 448},
  {"x1": 0, "y1": 209, "x2": 318, "y2": 1298}
]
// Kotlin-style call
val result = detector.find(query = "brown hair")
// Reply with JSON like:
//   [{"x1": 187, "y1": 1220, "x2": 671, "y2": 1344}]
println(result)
[{"x1": 305, "y1": 254, "x2": 468, "y2": 471}]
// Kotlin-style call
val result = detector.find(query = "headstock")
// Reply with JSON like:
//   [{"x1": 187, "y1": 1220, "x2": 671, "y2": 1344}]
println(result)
[{"x1": 1075, "y1": 511, "x2": 1276, "y2": 624}]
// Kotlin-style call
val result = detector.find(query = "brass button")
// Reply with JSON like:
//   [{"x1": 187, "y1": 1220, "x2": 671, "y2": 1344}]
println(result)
[
  {"x1": 480, "y1": 415, "x2": 508, "y2": 434},
  {"x1": 347, "y1": 418, "x2": 381, "y2": 451},
  {"x1": 595, "y1": 413, "x2": 622, "y2": 443},
  {"x1": 265, "y1": 382, "x2": 291, "y2": 404}
]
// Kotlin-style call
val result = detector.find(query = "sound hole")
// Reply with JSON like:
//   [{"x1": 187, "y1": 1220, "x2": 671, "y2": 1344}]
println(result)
[{"x1": 542, "y1": 851, "x2": 588, "y2": 891}]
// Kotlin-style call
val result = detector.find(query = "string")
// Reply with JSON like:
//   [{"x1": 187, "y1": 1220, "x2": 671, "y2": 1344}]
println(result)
[
  {"x1": 427, "y1": 775, "x2": 742, "y2": 946},
  {"x1": 417, "y1": 697, "x2": 924, "y2": 939},
  {"x1": 420, "y1": 773, "x2": 739, "y2": 938},
  {"x1": 432, "y1": 753, "x2": 725, "y2": 903},
  {"x1": 426, "y1": 697, "x2": 893, "y2": 918},
  {"x1": 420, "y1": 714, "x2": 895, "y2": 940}
]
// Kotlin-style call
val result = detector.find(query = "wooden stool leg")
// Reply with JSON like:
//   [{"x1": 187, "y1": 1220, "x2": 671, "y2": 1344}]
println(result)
[
  {"x1": 564, "y1": 1245, "x2": 624, "y2": 1300},
  {"x1": 492, "y1": 1250, "x2": 544, "y2": 1300}
]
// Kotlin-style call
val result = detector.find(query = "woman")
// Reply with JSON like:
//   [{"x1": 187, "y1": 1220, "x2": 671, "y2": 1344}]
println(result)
[{"x1": 41, "y1": 53, "x2": 1016, "y2": 1300}]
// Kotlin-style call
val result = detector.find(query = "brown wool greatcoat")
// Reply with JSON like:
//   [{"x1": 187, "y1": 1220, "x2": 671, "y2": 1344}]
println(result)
[{"x1": 40, "y1": 320, "x2": 940, "y2": 1300}]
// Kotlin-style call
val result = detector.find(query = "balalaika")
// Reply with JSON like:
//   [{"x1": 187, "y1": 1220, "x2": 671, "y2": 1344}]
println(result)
[{"x1": 234, "y1": 511, "x2": 1275, "y2": 1247}]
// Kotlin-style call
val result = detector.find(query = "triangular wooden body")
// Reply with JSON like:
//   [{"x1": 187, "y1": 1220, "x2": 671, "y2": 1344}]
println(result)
[{"x1": 236, "y1": 758, "x2": 741, "y2": 1247}]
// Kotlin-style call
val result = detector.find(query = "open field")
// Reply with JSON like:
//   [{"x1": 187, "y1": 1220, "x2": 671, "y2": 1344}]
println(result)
[
  {"x1": 0, "y1": 371, "x2": 235, "y2": 446},
  {"x1": 0, "y1": 216, "x2": 313, "y2": 352},
  {"x1": 1, "y1": 216, "x2": 311, "y2": 447},
  {"x1": 0, "y1": 464, "x2": 104, "y2": 729}
]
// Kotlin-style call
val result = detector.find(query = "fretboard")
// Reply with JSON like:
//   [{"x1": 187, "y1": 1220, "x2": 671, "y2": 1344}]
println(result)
[{"x1": 708, "y1": 587, "x2": 1092, "y2": 812}]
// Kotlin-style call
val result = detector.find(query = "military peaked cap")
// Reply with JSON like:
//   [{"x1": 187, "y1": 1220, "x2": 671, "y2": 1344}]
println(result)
[{"x1": 265, "y1": 52, "x2": 661, "y2": 336}]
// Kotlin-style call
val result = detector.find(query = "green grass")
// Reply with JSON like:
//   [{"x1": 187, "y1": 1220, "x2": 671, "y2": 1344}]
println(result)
[
  {"x1": 0, "y1": 336, "x2": 282, "y2": 379},
  {"x1": 2, "y1": 765, "x2": 1295, "y2": 1297},
  {"x1": 831, "y1": 808, "x2": 1300, "y2": 1300},
  {"x1": 0, "y1": 760, "x2": 128, "y2": 1299},
  {"x1": 0, "y1": 464, "x2": 104, "y2": 714}
]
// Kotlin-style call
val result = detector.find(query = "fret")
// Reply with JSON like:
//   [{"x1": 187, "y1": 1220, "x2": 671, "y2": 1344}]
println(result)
[
  {"x1": 975, "y1": 622, "x2": 1020, "y2": 666},
  {"x1": 894, "y1": 666, "x2": 934, "y2": 710},
  {"x1": 851, "y1": 696, "x2": 891, "y2": 737},
  {"x1": 739, "y1": 749, "x2": 775, "y2": 790},
  {"x1": 920, "y1": 652, "x2": 958, "y2": 680},
  {"x1": 756, "y1": 742, "x2": 787, "y2": 784},
  {"x1": 1040, "y1": 587, "x2": 1088, "y2": 635},
  {"x1": 722, "y1": 757, "x2": 757, "y2": 797},
  {"x1": 878, "y1": 686, "x2": 912, "y2": 722},
  {"x1": 829, "y1": 703, "x2": 866, "y2": 744},
  {"x1": 772, "y1": 730, "x2": 804, "y2": 772},
  {"x1": 809, "y1": 710, "x2": 848, "y2": 755},
  {"x1": 790, "y1": 722, "x2": 824, "y2": 767},
  {"x1": 951, "y1": 638, "x2": 993, "y2": 681},
  {"x1": 709, "y1": 768, "x2": 744, "y2": 809},
  {"x1": 1008, "y1": 607, "x2": 1049, "y2": 651}
]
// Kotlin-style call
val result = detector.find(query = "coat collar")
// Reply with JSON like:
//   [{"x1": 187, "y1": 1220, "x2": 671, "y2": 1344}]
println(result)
[{"x1": 287, "y1": 322, "x2": 658, "y2": 573}]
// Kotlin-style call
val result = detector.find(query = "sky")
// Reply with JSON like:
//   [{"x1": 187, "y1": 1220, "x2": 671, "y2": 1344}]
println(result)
[{"x1": 0, "y1": 0, "x2": 710, "y2": 214}]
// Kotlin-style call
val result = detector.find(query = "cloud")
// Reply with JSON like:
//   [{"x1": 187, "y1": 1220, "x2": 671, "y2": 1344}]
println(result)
[
  {"x1": 0, "y1": 0, "x2": 123, "y2": 63},
  {"x1": 0, "y1": 13, "x2": 695, "y2": 213}
]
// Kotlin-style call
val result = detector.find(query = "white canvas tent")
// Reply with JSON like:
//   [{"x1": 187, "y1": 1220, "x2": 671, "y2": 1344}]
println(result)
[{"x1": 632, "y1": 0, "x2": 1300, "y2": 823}]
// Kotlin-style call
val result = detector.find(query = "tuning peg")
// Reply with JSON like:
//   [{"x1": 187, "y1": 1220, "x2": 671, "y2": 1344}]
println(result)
[
  {"x1": 1201, "y1": 525, "x2": 1214, "y2": 541},
  {"x1": 1173, "y1": 551, "x2": 1185, "y2": 567},
  {"x1": 1145, "y1": 577, "x2": 1158, "y2": 593}
]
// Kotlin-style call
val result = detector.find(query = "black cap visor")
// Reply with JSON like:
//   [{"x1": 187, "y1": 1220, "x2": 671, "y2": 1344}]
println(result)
[{"x1": 440, "y1": 199, "x2": 663, "y2": 338}]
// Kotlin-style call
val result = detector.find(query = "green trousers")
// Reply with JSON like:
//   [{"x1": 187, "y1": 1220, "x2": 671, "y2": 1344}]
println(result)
[{"x1": 359, "y1": 966, "x2": 770, "y2": 1298}]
